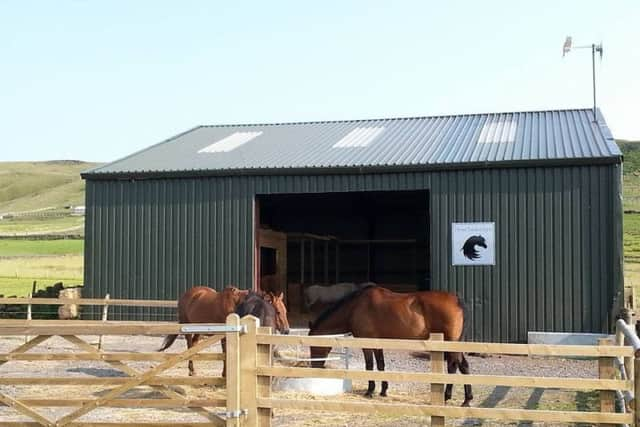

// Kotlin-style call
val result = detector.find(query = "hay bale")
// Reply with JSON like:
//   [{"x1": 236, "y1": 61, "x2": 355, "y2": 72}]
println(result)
[{"x1": 58, "y1": 287, "x2": 81, "y2": 319}]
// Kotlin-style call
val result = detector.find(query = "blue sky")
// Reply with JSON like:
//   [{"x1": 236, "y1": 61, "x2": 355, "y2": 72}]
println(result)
[{"x1": 1, "y1": 1, "x2": 639, "y2": 162}]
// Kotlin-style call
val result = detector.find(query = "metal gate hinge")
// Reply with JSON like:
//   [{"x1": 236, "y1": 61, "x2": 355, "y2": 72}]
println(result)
[{"x1": 225, "y1": 409, "x2": 248, "y2": 418}]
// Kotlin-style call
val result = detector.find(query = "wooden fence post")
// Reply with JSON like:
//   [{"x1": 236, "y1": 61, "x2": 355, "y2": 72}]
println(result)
[
  {"x1": 635, "y1": 357, "x2": 640, "y2": 427},
  {"x1": 97, "y1": 294, "x2": 110, "y2": 350},
  {"x1": 25, "y1": 292, "x2": 32, "y2": 343},
  {"x1": 598, "y1": 338, "x2": 615, "y2": 427},
  {"x1": 226, "y1": 313, "x2": 242, "y2": 427},
  {"x1": 240, "y1": 315, "x2": 259, "y2": 427},
  {"x1": 257, "y1": 325, "x2": 273, "y2": 427},
  {"x1": 430, "y1": 332, "x2": 445, "y2": 427}
]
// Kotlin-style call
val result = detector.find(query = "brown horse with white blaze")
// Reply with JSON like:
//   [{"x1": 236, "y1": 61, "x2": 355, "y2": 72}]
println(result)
[{"x1": 309, "y1": 286, "x2": 473, "y2": 406}]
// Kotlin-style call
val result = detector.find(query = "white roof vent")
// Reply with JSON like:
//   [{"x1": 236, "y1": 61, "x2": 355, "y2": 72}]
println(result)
[
  {"x1": 198, "y1": 131, "x2": 263, "y2": 153},
  {"x1": 332, "y1": 126, "x2": 385, "y2": 148},
  {"x1": 478, "y1": 119, "x2": 517, "y2": 144}
]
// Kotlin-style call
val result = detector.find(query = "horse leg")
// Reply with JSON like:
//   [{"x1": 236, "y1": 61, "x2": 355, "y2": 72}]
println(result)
[
  {"x1": 444, "y1": 352, "x2": 457, "y2": 402},
  {"x1": 459, "y1": 353, "x2": 473, "y2": 406},
  {"x1": 185, "y1": 334, "x2": 196, "y2": 376},
  {"x1": 363, "y1": 349, "x2": 375, "y2": 398},
  {"x1": 374, "y1": 349, "x2": 388, "y2": 397}
]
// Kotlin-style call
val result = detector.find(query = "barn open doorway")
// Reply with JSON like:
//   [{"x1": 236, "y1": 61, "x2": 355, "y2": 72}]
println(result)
[{"x1": 255, "y1": 190, "x2": 430, "y2": 325}]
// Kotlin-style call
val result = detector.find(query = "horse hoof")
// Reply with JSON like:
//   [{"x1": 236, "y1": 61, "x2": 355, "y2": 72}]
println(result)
[
  {"x1": 380, "y1": 392, "x2": 387, "y2": 397},
  {"x1": 364, "y1": 392, "x2": 373, "y2": 398},
  {"x1": 461, "y1": 400, "x2": 471, "y2": 407}
]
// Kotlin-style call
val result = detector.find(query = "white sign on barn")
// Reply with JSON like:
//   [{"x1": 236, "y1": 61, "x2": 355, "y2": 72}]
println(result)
[{"x1": 452, "y1": 222, "x2": 495, "y2": 266}]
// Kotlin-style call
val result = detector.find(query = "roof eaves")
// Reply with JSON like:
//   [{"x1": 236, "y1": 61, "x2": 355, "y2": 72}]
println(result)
[
  {"x1": 81, "y1": 125, "x2": 204, "y2": 177},
  {"x1": 82, "y1": 155, "x2": 622, "y2": 181}
]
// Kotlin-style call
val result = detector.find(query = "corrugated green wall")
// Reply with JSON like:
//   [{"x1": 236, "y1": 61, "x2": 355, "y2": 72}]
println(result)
[{"x1": 84, "y1": 164, "x2": 622, "y2": 342}]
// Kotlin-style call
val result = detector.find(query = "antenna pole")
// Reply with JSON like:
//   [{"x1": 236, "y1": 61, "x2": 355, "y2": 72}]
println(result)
[{"x1": 591, "y1": 43, "x2": 597, "y2": 122}]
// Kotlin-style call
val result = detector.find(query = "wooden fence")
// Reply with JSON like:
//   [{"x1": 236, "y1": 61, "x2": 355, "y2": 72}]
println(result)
[{"x1": 0, "y1": 315, "x2": 638, "y2": 426}]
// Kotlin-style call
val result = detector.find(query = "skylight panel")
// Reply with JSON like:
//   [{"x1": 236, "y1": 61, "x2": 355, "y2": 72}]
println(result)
[
  {"x1": 332, "y1": 126, "x2": 385, "y2": 148},
  {"x1": 478, "y1": 119, "x2": 517, "y2": 144},
  {"x1": 198, "y1": 131, "x2": 263, "y2": 153}
]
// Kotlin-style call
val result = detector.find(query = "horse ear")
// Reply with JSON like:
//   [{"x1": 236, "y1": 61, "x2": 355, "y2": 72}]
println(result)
[{"x1": 277, "y1": 292, "x2": 284, "y2": 300}]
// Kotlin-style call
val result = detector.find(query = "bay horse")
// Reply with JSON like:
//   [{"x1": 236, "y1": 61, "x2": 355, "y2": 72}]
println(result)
[
  {"x1": 308, "y1": 286, "x2": 473, "y2": 406},
  {"x1": 158, "y1": 286, "x2": 248, "y2": 377},
  {"x1": 236, "y1": 290, "x2": 290, "y2": 334},
  {"x1": 158, "y1": 286, "x2": 290, "y2": 376}
]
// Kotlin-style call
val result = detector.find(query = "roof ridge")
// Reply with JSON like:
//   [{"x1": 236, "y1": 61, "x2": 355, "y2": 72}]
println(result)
[{"x1": 199, "y1": 107, "x2": 595, "y2": 128}]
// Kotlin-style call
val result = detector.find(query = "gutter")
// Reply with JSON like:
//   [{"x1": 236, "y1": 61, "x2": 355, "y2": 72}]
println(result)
[{"x1": 81, "y1": 156, "x2": 622, "y2": 181}]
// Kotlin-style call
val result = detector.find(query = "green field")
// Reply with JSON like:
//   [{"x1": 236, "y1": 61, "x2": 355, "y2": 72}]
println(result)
[
  {"x1": 0, "y1": 239, "x2": 83, "y2": 257},
  {"x1": 0, "y1": 216, "x2": 84, "y2": 235},
  {"x1": 0, "y1": 161, "x2": 94, "y2": 296}
]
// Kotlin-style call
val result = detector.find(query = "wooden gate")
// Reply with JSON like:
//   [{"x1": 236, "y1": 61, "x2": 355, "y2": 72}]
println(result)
[{"x1": 0, "y1": 319, "x2": 233, "y2": 426}]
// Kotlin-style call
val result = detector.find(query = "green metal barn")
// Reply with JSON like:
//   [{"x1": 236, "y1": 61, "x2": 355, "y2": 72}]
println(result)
[{"x1": 82, "y1": 108, "x2": 623, "y2": 342}]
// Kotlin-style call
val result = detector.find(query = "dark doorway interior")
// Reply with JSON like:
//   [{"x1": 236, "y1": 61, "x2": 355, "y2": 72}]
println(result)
[
  {"x1": 260, "y1": 247, "x2": 277, "y2": 277},
  {"x1": 257, "y1": 190, "x2": 430, "y2": 303}
]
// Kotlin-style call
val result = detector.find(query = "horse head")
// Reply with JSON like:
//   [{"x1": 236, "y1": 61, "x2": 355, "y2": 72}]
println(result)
[
  {"x1": 236, "y1": 291, "x2": 278, "y2": 331},
  {"x1": 265, "y1": 291, "x2": 290, "y2": 334},
  {"x1": 461, "y1": 235, "x2": 487, "y2": 260}
]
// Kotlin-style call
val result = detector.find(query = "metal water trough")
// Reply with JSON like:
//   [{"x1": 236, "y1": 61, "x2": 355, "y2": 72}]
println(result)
[{"x1": 272, "y1": 328, "x2": 352, "y2": 395}]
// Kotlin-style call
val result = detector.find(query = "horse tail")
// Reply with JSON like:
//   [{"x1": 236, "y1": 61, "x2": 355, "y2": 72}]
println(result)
[
  {"x1": 158, "y1": 334, "x2": 178, "y2": 352},
  {"x1": 456, "y1": 294, "x2": 469, "y2": 341}
]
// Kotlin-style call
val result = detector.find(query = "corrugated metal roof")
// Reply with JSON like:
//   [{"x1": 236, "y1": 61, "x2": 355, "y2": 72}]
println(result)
[{"x1": 84, "y1": 108, "x2": 621, "y2": 177}]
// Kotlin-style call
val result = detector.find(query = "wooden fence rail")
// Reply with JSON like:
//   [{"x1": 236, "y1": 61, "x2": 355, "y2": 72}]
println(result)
[
  {"x1": 0, "y1": 317, "x2": 638, "y2": 426},
  {"x1": 0, "y1": 297, "x2": 177, "y2": 307}
]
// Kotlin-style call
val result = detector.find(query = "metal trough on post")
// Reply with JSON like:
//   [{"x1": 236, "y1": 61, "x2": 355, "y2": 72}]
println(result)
[
  {"x1": 614, "y1": 317, "x2": 640, "y2": 427},
  {"x1": 272, "y1": 328, "x2": 352, "y2": 395}
]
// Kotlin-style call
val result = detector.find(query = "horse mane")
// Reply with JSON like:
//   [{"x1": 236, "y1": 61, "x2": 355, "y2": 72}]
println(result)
[
  {"x1": 236, "y1": 291, "x2": 273, "y2": 317},
  {"x1": 310, "y1": 283, "x2": 376, "y2": 330}
]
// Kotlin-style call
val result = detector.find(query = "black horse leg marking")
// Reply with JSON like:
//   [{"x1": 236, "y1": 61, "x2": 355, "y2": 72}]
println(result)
[
  {"x1": 374, "y1": 349, "x2": 388, "y2": 397},
  {"x1": 186, "y1": 334, "x2": 197, "y2": 376},
  {"x1": 459, "y1": 353, "x2": 473, "y2": 406},
  {"x1": 445, "y1": 352, "x2": 457, "y2": 402},
  {"x1": 363, "y1": 349, "x2": 375, "y2": 397}
]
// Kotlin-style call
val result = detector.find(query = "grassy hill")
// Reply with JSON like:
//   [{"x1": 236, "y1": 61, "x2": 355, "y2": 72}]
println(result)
[
  {"x1": 0, "y1": 160, "x2": 99, "y2": 214},
  {"x1": 619, "y1": 140, "x2": 640, "y2": 212}
]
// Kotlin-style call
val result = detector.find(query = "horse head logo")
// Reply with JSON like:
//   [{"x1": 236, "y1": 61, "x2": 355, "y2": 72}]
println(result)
[{"x1": 461, "y1": 235, "x2": 487, "y2": 260}]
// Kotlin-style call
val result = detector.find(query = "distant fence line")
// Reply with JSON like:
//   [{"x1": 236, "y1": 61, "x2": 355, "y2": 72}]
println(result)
[{"x1": 0, "y1": 233, "x2": 83, "y2": 240}]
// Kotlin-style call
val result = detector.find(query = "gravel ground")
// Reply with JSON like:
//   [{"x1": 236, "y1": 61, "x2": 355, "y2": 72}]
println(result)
[{"x1": 0, "y1": 334, "x2": 602, "y2": 426}]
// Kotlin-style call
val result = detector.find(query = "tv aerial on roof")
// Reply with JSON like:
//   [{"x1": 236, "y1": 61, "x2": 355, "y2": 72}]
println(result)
[{"x1": 562, "y1": 36, "x2": 603, "y2": 123}]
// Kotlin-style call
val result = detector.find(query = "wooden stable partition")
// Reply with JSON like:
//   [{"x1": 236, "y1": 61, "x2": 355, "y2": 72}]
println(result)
[{"x1": 0, "y1": 316, "x2": 638, "y2": 426}]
